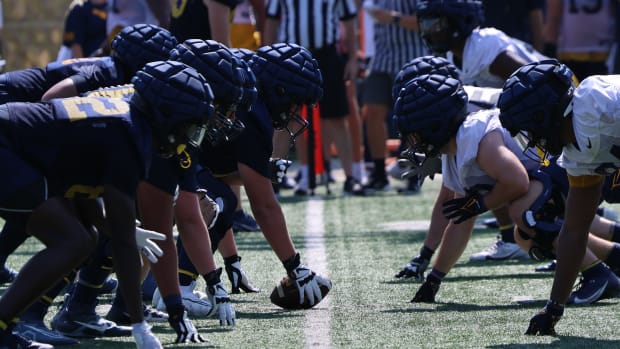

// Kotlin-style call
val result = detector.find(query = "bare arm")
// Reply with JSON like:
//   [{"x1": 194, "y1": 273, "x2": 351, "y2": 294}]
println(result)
[
  {"x1": 342, "y1": 18, "x2": 358, "y2": 81},
  {"x1": 476, "y1": 130, "x2": 530, "y2": 210},
  {"x1": 41, "y1": 78, "x2": 79, "y2": 101},
  {"x1": 366, "y1": 7, "x2": 418, "y2": 31},
  {"x1": 544, "y1": 0, "x2": 563, "y2": 45},
  {"x1": 489, "y1": 50, "x2": 529, "y2": 81},
  {"x1": 263, "y1": 17, "x2": 280, "y2": 45},
  {"x1": 248, "y1": 0, "x2": 266, "y2": 34},
  {"x1": 205, "y1": 0, "x2": 232, "y2": 45},
  {"x1": 528, "y1": 8, "x2": 545, "y2": 51},
  {"x1": 146, "y1": 0, "x2": 171, "y2": 28},
  {"x1": 70, "y1": 43, "x2": 84, "y2": 59}
]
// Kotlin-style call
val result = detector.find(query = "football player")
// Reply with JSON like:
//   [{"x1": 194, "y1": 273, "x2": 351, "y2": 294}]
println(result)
[
  {"x1": 193, "y1": 43, "x2": 332, "y2": 309},
  {"x1": 394, "y1": 73, "x2": 620, "y2": 308},
  {"x1": 0, "y1": 60, "x2": 215, "y2": 349},
  {"x1": 415, "y1": 0, "x2": 550, "y2": 261},
  {"x1": 0, "y1": 24, "x2": 176, "y2": 104},
  {"x1": 497, "y1": 60, "x2": 620, "y2": 335}
]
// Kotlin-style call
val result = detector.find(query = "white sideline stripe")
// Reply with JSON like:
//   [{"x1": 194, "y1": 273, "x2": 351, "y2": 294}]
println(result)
[{"x1": 304, "y1": 197, "x2": 331, "y2": 349}]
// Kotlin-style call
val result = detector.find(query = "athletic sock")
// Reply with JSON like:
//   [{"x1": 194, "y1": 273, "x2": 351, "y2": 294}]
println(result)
[{"x1": 499, "y1": 224, "x2": 516, "y2": 243}]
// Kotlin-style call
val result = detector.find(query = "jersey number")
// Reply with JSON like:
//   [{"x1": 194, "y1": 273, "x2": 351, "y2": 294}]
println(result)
[{"x1": 59, "y1": 97, "x2": 130, "y2": 122}]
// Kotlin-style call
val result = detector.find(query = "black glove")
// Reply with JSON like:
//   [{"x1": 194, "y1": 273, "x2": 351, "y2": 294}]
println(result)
[
  {"x1": 167, "y1": 305, "x2": 206, "y2": 343},
  {"x1": 395, "y1": 255, "x2": 429, "y2": 280},
  {"x1": 224, "y1": 255, "x2": 260, "y2": 294},
  {"x1": 525, "y1": 300, "x2": 564, "y2": 336},
  {"x1": 442, "y1": 191, "x2": 488, "y2": 224},
  {"x1": 411, "y1": 274, "x2": 440, "y2": 303},
  {"x1": 269, "y1": 158, "x2": 292, "y2": 184}
]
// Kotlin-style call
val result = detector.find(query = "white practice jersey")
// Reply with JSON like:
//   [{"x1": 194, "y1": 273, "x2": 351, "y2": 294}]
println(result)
[
  {"x1": 448, "y1": 27, "x2": 548, "y2": 88},
  {"x1": 442, "y1": 109, "x2": 535, "y2": 196},
  {"x1": 558, "y1": 75, "x2": 620, "y2": 176},
  {"x1": 557, "y1": 0, "x2": 615, "y2": 54},
  {"x1": 464, "y1": 85, "x2": 501, "y2": 112},
  {"x1": 107, "y1": 0, "x2": 158, "y2": 35}
]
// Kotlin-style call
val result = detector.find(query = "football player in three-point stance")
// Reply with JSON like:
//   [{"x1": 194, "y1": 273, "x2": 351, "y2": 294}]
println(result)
[
  {"x1": 0, "y1": 60, "x2": 216, "y2": 349},
  {"x1": 415, "y1": 0, "x2": 549, "y2": 262},
  {"x1": 498, "y1": 60, "x2": 620, "y2": 335}
]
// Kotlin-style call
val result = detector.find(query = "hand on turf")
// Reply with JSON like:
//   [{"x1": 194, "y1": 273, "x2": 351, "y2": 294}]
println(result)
[
  {"x1": 395, "y1": 255, "x2": 429, "y2": 280},
  {"x1": 525, "y1": 301, "x2": 563, "y2": 336},
  {"x1": 269, "y1": 158, "x2": 292, "y2": 184},
  {"x1": 167, "y1": 307, "x2": 206, "y2": 343},
  {"x1": 288, "y1": 264, "x2": 330, "y2": 307},
  {"x1": 442, "y1": 191, "x2": 487, "y2": 224},
  {"x1": 207, "y1": 281, "x2": 236, "y2": 326},
  {"x1": 411, "y1": 277, "x2": 440, "y2": 303},
  {"x1": 225, "y1": 258, "x2": 260, "y2": 294},
  {"x1": 135, "y1": 227, "x2": 165, "y2": 263}
]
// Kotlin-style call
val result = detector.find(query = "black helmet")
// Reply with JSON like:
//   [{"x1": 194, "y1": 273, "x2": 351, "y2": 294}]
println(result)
[
  {"x1": 251, "y1": 43, "x2": 323, "y2": 139},
  {"x1": 497, "y1": 59, "x2": 575, "y2": 156},
  {"x1": 393, "y1": 74, "x2": 468, "y2": 157},
  {"x1": 170, "y1": 39, "x2": 255, "y2": 144},
  {"x1": 417, "y1": 0, "x2": 484, "y2": 54},
  {"x1": 392, "y1": 55, "x2": 459, "y2": 100},
  {"x1": 111, "y1": 24, "x2": 178, "y2": 78},
  {"x1": 131, "y1": 60, "x2": 215, "y2": 157}
]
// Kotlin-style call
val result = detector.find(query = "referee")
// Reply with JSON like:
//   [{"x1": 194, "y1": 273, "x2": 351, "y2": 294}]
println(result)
[{"x1": 263, "y1": 0, "x2": 364, "y2": 196}]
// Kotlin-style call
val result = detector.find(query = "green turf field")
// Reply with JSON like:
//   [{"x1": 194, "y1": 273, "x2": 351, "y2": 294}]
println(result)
[{"x1": 1, "y1": 176, "x2": 620, "y2": 348}]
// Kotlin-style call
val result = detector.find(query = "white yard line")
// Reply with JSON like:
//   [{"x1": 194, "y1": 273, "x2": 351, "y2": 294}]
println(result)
[{"x1": 303, "y1": 197, "x2": 331, "y2": 349}]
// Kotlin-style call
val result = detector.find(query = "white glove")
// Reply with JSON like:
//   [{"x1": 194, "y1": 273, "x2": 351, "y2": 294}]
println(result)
[
  {"x1": 269, "y1": 158, "x2": 292, "y2": 184},
  {"x1": 133, "y1": 321, "x2": 163, "y2": 349},
  {"x1": 398, "y1": 151, "x2": 442, "y2": 180},
  {"x1": 207, "y1": 281, "x2": 236, "y2": 326},
  {"x1": 288, "y1": 264, "x2": 331, "y2": 306},
  {"x1": 135, "y1": 227, "x2": 166, "y2": 263}
]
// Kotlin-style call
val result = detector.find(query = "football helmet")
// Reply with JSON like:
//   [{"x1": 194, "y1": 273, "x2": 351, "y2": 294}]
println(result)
[
  {"x1": 170, "y1": 39, "x2": 253, "y2": 144},
  {"x1": 497, "y1": 59, "x2": 575, "y2": 156},
  {"x1": 392, "y1": 55, "x2": 459, "y2": 100},
  {"x1": 393, "y1": 74, "x2": 468, "y2": 157},
  {"x1": 251, "y1": 43, "x2": 323, "y2": 140},
  {"x1": 131, "y1": 60, "x2": 215, "y2": 158},
  {"x1": 416, "y1": 0, "x2": 484, "y2": 54},
  {"x1": 111, "y1": 24, "x2": 178, "y2": 78}
]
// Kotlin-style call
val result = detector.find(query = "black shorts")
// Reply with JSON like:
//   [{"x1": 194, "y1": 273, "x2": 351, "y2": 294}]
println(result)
[{"x1": 310, "y1": 45, "x2": 349, "y2": 119}]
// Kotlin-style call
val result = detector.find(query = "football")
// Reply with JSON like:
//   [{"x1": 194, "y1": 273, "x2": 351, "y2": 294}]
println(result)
[{"x1": 270, "y1": 276, "x2": 332, "y2": 310}]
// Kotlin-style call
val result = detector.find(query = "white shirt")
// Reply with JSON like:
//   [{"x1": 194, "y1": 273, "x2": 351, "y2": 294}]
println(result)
[
  {"x1": 448, "y1": 27, "x2": 547, "y2": 88},
  {"x1": 558, "y1": 75, "x2": 620, "y2": 176}
]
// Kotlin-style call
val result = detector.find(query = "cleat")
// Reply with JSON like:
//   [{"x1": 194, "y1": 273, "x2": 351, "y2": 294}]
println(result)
[
  {"x1": 14, "y1": 320, "x2": 78, "y2": 346},
  {"x1": 567, "y1": 269, "x2": 620, "y2": 305},
  {"x1": 363, "y1": 176, "x2": 391, "y2": 192},
  {"x1": 343, "y1": 177, "x2": 366, "y2": 196},
  {"x1": 535, "y1": 260, "x2": 557, "y2": 273},
  {"x1": 469, "y1": 238, "x2": 529, "y2": 261},
  {"x1": 411, "y1": 278, "x2": 440, "y2": 303},
  {"x1": 482, "y1": 218, "x2": 499, "y2": 229},
  {"x1": 51, "y1": 295, "x2": 131, "y2": 338},
  {"x1": 2, "y1": 332, "x2": 53, "y2": 349},
  {"x1": 0, "y1": 266, "x2": 17, "y2": 285},
  {"x1": 152, "y1": 281, "x2": 214, "y2": 318},
  {"x1": 106, "y1": 303, "x2": 168, "y2": 326},
  {"x1": 99, "y1": 277, "x2": 118, "y2": 295},
  {"x1": 232, "y1": 210, "x2": 261, "y2": 232}
]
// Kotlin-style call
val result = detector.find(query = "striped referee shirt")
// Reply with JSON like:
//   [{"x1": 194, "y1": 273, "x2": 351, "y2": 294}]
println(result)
[
  {"x1": 368, "y1": 0, "x2": 429, "y2": 75},
  {"x1": 265, "y1": 0, "x2": 357, "y2": 50}
]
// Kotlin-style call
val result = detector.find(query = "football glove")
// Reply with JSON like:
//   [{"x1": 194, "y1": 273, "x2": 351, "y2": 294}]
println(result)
[
  {"x1": 395, "y1": 255, "x2": 429, "y2": 280},
  {"x1": 197, "y1": 189, "x2": 220, "y2": 229},
  {"x1": 411, "y1": 276, "x2": 440, "y2": 303},
  {"x1": 167, "y1": 305, "x2": 206, "y2": 343},
  {"x1": 398, "y1": 150, "x2": 442, "y2": 180},
  {"x1": 269, "y1": 158, "x2": 292, "y2": 184},
  {"x1": 525, "y1": 301, "x2": 564, "y2": 336},
  {"x1": 206, "y1": 268, "x2": 236, "y2": 326},
  {"x1": 135, "y1": 227, "x2": 165, "y2": 263},
  {"x1": 133, "y1": 321, "x2": 163, "y2": 349},
  {"x1": 224, "y1": 256, "x2": 260, "y2": 294},
  {"x1": 442, "y1": 191, "x2": 488, "y2": 224},
  {"x1": 284, "y1": 253, "x2": 330, "y2": 307}
]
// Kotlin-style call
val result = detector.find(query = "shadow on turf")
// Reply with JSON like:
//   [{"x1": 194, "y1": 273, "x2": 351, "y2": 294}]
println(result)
[
  {"x1": 487, "y1": 336, "x2": 620, "y2": 348},
  {"x1": 383, "y1": 272, "x2": 551, "y2": 285},
  {"x1": 385, "y1": 299, "x2": 618, "y2": 313}
]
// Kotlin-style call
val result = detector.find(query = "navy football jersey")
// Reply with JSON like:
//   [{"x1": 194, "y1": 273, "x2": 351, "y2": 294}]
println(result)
[
  {"x1": 0, "y1": 56, "x2": 124, "y2": 104},
  {"x1": 0, "y1": 96, "x2": 151, "y2": 199},
  {"x1": 199, "y1": 99, "x2": 273, "y2": 178}
]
